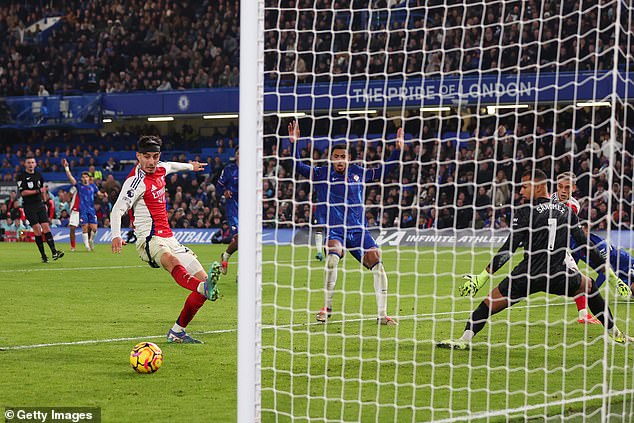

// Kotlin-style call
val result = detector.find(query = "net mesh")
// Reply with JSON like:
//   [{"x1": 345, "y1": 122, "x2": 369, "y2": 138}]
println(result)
[{"x1": 257, "y1": 0, "x2": 634, "y2": 421}]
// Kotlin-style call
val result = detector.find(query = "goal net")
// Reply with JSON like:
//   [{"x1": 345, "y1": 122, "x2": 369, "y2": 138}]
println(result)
[{"x1": 249, "y1": 0, "x2": 634, "y2": 421}]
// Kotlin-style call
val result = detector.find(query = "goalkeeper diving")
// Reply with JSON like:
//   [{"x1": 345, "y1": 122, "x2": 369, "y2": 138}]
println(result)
[{"x1": 437, "y1": 169, "x2": 633, "y2": 350}]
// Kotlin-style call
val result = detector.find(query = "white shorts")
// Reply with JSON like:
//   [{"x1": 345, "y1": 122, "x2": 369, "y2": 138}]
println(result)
[
  {"x1": 136, "y1": 236, "x2": 205, "y2": 276},
  {"x1": 69, "y1": 211, "x2": 80, "y2": 227}
]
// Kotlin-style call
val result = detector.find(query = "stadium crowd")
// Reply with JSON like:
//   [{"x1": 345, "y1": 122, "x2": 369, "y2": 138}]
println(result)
[
  {"x1": 266, "y1": 106, "x2": 634, "y2": 232},
  {"x1": 0, "y1": 130, "x2": 239, "y2": 237},
  {"x1": 265, "y1": 0, "x2": 619, "y2": 84},
  {"x1": 0, "y1": 0, "x2": 624, "y2": 96},
  {"x1": 1, "y1": 104, "x2": 634, "y2": 235},
  {"x1": 0, "y1": 0, "x2": 632, "y2": 234},
  {"x1": 0, "y1": 0, "x2": 239, "y2": 96}
]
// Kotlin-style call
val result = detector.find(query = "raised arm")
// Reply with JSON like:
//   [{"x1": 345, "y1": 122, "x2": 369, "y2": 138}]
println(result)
[
  {"x1": 364, "y1": 127, "x2": 404, "y2": 182},
  {"x1": 62, "y1": 158, "x2": 77, "y2": 185},
  {"x1": 288, "y1": 120, "x2": 313, "y2": 179}
]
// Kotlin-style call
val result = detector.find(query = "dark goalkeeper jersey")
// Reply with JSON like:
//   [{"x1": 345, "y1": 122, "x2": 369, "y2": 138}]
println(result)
[{"x1": 492, "y1": 197, "x2": 591, "y2": 275}]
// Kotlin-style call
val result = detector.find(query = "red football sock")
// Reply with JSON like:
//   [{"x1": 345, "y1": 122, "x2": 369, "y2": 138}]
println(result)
[
  {"x1": 170, "y1": 265, "x2": 202, "y2": 292},
  {"x1": 176, "y1": 291, "x2": 207, "y2": 327},
  {"x1": 575, "y1": 295, "x2": 587, "y2": 312},
  {"x1": 70, "y1": 237, "x2": 76, "y2": 249}
]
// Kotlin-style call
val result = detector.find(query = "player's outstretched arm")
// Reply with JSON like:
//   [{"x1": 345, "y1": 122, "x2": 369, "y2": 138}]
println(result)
[
  {"x1": 161, "y1": 161, "x2": 206, "y2": 175},
  {"x1": 287, "y1": 120, "x2": 313, "y2": 179},
  {"x1": 62, "y1": 158, "x2": 77, "y2": 185},
  {"x1": 570, "y1": 225, "x2": 630, "y2": 297},
  {"x1": 459, "y1": 211, "x2": 528, "y2": 297},
  {"x1": 458, "y1": 238, "x2": 511, "y2": 297},
  {"x1": 607, "y1": 269, "x2": 631, "y2": 297}
]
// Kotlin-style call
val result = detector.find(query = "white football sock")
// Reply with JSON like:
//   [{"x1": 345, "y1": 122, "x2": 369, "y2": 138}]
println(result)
[
  {"x1": 372, "y1": 262, "x2": 388, "y2": 319},
  {"x1": 171, "y1": 323, "x2": 185, "y2": 333},
  {"x1": 82, "y1": 232, "x2": 90, "y2": 249},
  {"x1": 315, "y1": 231, "x2": 324, "y2": 254},
  {"x1": 460, "y1": 330, "x2": 475, "y2": 342},
  {"x1": 324, "y1": 254, "x2": 340, "y2": 309},
  {"x1": 222, "y1": 251, "x2": 231, "y2": 261}
]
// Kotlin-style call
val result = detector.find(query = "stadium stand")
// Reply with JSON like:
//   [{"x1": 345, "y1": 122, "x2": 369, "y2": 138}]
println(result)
[
  {"x1": 0, "y1": 0, "x2": 632, "y2": 233},
  {"x1": 0, "y1": 0, "x2": 622, "y2": 95},
  {"x1": 0, "y1": 0, "x2": 239, "y2": 96},
  {"x1": 264, "y1": 0, "x2": 619, "y2": 84}
]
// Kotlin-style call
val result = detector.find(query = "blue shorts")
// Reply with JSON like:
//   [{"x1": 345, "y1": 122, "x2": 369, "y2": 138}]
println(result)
[
  {"x1": 327, "y1": 227, "x2": 378, "y2": 263},
  {"x1": 226, "y1": 215, "x2": 238, "y2": 236},
  {"x1": 80, "y1": 212, "x2": 98, "y2": 225}
]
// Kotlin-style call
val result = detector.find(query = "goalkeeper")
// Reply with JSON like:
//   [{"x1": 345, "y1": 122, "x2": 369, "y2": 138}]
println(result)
[
  {"x1": 288, "y1": 120, "x2": 402, "y2": 325},
  {"x1": 437, "y1": 169, "x2": 633, "y2": 350}
]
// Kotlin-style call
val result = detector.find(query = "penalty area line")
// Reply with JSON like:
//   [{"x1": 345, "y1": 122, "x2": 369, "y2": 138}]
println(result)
[
  {"x1": 0, "y1": 302, "x2": 566, "y2": 351},
  {"x1": 0, "y1": 328, "x2": 237, "y2": 351}
]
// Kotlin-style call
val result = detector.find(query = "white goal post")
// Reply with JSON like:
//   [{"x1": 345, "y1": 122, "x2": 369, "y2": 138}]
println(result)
[
  {"x1": 238, "y1": 0, "x2": 634, "y2": 421},
  {"x1": 238, "y1": 0, "x2": 263, "y2": 422}
]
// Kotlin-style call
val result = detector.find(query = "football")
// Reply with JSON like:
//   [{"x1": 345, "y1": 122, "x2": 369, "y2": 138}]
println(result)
[{"x1": 130, "y1": 342, "x2": 163, "y2": 374}]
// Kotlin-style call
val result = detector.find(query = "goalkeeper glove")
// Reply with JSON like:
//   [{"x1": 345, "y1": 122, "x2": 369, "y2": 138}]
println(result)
[
  {"x1": 607, "y1": 268, "x2": 630, "y2": 298},
  {"x1": 458, "y1": 270, "x2": 491, "y2": 297}
]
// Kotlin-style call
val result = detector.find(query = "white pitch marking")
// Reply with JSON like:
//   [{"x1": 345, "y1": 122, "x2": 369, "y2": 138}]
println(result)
[
  {"x1": 0, "y1": 302, "x2": 568, "y2": 351},
  {"x1": 0, "y1": 329, "x2": 236, "y2": 351}
]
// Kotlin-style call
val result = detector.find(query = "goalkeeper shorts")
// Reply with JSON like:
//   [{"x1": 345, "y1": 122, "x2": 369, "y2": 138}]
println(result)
[{"x1": 497, "y1": 259, "x2": 582, "y2": 301}]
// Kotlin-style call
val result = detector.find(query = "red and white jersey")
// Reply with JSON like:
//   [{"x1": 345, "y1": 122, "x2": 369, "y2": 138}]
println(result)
[
  {"x1": 565, "y1": 197, "x2": 580, "y2": 215},
  {"x1": 110, "y1": 161, "x2": 193, "y2": 240},
  {"x1": 69, "y1": 186, "x2": 80, "y2": 212},
  {"x1": 551, "y1": 192, "x2": 580, "y2": 215}
]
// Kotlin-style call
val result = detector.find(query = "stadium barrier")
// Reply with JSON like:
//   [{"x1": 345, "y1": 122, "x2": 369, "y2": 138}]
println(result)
[
  {"x1": 36, "y1": 227, "x2": 634, "y2": 250},
  {"x1": 47, "y1": 228, "x2": 297, "y2": 245}
]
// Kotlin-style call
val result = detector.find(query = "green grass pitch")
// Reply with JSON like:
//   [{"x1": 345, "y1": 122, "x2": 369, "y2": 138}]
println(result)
[{"x1": 1, "y1": 242, "x2": 633, "y2": 422}]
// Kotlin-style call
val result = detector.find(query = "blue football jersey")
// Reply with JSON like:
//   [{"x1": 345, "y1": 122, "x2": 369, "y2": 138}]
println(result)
[
  {"x1": 76, "y1": 183, "x2": 98, "y2": 213},
  {"x1": 570, "y1": 232, "x2": 634, "y2": 286},
  {"x1": 295, "y1": 145, "x2": 399, "y2": 228},
  {"x1": 217, "y1": 163, "x2": 239, "y2": 224}
]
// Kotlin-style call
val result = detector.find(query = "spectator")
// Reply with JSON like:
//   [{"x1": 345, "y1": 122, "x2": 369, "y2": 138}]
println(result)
[
  {"x1": 1, "y1": 217, "x2": 26, "y2": 233},
  {"x1": 38, "y1": 85, "x2": 49, "y2": 96}
]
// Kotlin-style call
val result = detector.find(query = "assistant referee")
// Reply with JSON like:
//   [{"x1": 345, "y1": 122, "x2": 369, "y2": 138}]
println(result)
[{"x1": 16, "y1": 154, "x2": 64, "y2": 262}]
